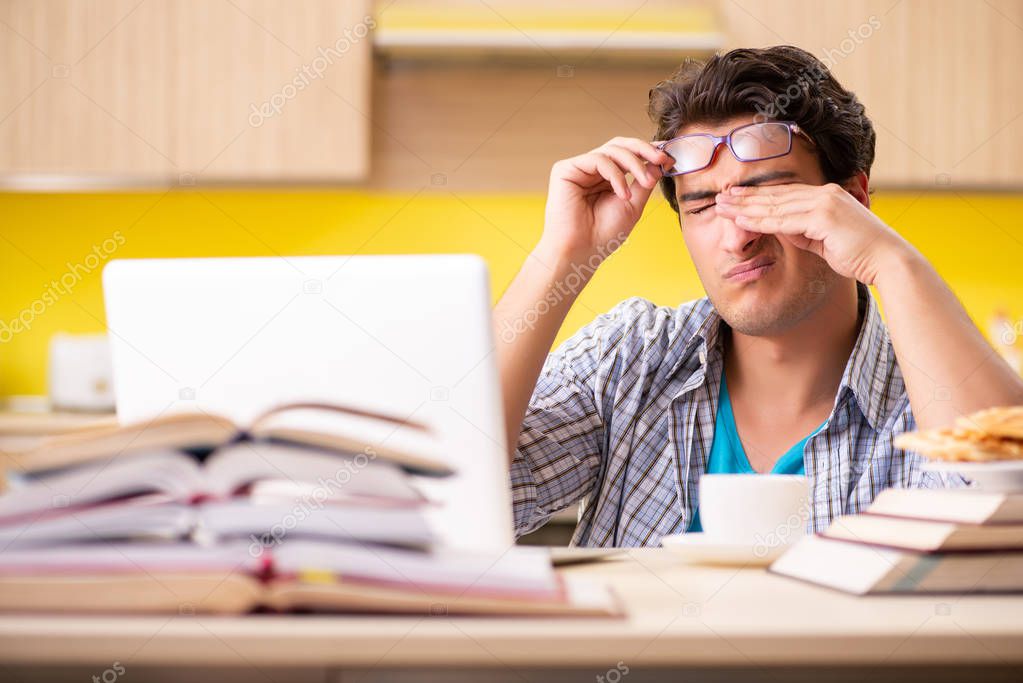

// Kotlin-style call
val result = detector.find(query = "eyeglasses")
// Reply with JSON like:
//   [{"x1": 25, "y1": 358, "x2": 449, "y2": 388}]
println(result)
[{"x1": 657, "y1": 121, "x2": 813, "y2": 177}]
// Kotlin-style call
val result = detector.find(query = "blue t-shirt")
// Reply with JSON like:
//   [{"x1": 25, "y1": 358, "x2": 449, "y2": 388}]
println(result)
[{"x1": 688, "y1": 374, "x2": 822, "y2": 533}]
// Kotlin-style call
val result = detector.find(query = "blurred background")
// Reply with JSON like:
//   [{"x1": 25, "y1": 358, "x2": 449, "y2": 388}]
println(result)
[{"x1": 1, "y1": 0, "x2": 1022, "y2": 404}]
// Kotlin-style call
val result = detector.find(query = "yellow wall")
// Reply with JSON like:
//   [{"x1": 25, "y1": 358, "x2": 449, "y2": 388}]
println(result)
[{"x1": 1, "y1": 190, "x2": 1021, "y2": 396}]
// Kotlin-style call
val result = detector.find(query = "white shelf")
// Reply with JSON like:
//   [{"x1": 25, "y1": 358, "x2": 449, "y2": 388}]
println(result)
[{"x1": 375, "y1": 28, "x2": 724, "y2": 56}]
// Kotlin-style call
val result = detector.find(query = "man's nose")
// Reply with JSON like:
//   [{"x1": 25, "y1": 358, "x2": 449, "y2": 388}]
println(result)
[{"x1": 716, "y1": 209, "x2": 762, "y2": 255}]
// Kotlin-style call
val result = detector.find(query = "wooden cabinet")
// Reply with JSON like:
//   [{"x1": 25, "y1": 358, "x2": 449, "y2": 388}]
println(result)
[
  {"x1": 2, "y1": 0, "x2": 1019, "y2": 189},
  {"x1": 371, "y1": 0, "x2": 1023, "y2": 192},
  {"x1": 721, "y1": 0, "x2": 1023, "y2": 188},
  {"x1": 0, "y1": 0, "x2": 372, "y2": 187},
  {"x1": 368, "y1": 0, "x2": 722, "y2": 191}
]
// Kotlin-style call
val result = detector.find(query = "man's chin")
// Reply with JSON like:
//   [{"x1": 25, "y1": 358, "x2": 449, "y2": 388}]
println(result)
[
  {"x1": 720, "y1": 307, "x2": 790, "y2": 337},
  {"x1": 711, "y1": 290, "x2": 818, "y2": 337}
]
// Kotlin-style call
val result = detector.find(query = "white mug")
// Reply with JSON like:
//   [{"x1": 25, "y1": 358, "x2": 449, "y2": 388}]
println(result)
[
  {"x1": 698, "y1": 474, "x2": 811, "y2": 548},
  {"x1": 48, "y1": 333, "x2": 115, "y2": 412}
]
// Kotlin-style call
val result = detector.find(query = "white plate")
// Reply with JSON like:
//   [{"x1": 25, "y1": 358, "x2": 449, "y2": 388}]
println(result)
[
  {"x1": 922, "y1": 459, "x2": 1023, "y2": 492},
  {"x1": 660, "y1": 532, "x2": 790, "y2": 567}
]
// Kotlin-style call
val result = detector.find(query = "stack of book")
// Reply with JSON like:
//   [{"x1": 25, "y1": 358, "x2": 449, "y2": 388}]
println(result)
[
  {"x1": 0, "y1": 403, "x2": 620, "y2": 616},
  {"x1": 769, "y1": 487, "x2": 1023, "y2": 594}
]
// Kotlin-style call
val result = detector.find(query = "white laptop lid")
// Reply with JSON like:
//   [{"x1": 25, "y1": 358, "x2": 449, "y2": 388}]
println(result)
[{"x1": 102, "y1": 255, "x2": 512, "y2": 550}]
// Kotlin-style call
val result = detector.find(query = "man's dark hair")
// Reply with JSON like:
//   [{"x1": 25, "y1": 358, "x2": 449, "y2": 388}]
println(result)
[{"x1": 648, "y1": 45, "x2": 876, "y2": 212}]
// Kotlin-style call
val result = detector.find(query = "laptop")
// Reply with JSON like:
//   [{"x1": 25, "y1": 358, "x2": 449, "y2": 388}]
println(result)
[{"x1": 102, "y1": 255, "x2": 512, "y2": 549}]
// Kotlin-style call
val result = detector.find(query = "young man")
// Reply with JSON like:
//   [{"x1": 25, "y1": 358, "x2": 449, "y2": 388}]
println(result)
[{"x1": 494, "y1": 46, "x2": 1023, "y2": 547}]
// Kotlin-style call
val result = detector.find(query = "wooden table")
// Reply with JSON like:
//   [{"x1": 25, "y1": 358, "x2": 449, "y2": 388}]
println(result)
[
  {"x1": 0, "y1": 409, "x2": 116, "y2": 455},
  {"x1": 0, "y1": 549, "x2": 1021, "y2": 682}
]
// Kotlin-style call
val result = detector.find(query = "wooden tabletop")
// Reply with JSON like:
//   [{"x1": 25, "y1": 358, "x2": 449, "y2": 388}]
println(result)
[
  {"x1": 0, "y1": 410, "x2": 117, "y2": 436},
  {"x1": 0, "y1": 549, "x2": 1020, "y2": 669}
]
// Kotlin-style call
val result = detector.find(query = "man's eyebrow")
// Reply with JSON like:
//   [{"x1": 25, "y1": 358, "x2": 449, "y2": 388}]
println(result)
[{"x1": 676, "y1": 170, "x2": 799, "y2": 204}]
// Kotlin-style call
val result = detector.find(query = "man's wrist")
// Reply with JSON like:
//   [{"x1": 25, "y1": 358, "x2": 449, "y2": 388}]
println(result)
[
  {"x1": 531, "y1": 239, "x2": 602, "y2": 281},
  {"x1": 522, "y1": 242, "x2": 603, "y2": 315},
  {"x1": 871, "y1": 235, "x2": 924, "y2": 293}
]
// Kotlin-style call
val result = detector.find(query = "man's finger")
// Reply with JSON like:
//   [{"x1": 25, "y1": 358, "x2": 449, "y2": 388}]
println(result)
[
  {"x1": 626, "y1": 164, "x2": 660, "y2": 214},
  {"x1": 602, "y1": 145, "x2": 659, "y2": 188},
  {"x1": 716, "y1": 189, "x2": 815, "y2": 206},
  {"x1": 731, "y1": 212, "x2": 814, "y2": 235},
  {"x1": 598, "y1": 137, "x2": 673, "y2": 168},
  {"x1": 592, "y1": 154, "x2": 630, "y2": 200},
  {"x1": 726, "y1": 183, "x2": 816, "y2": 197},
  {"x1": 715, "y1": 199, "x2": 817, "y2": 218}
]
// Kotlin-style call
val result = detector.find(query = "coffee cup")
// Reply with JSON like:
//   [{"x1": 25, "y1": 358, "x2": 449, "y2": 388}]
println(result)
[{"x1": 697, "y1": 474, "x2": 810, "y2": 548}]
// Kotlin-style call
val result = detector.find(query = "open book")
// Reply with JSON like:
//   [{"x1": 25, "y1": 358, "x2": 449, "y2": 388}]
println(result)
[
  {"x1": 0, "y1": 539, "x2": 623, "y2": 617},
  {"x1": 0, "y1": 402, "x2": 453, "y2": 549},
  {"x1": 1, "y1": 401, "x2": 452, "y2": 479},
  {"x1": 0, "y1": 443, "x2": 428, "y2": 520},
  {"x1": 0, "y1": 494, "x2": 435, "y2": 550}
]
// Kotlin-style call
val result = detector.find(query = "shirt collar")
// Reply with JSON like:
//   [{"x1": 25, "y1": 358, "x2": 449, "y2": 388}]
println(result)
[
  {"x1": 665, "y1": 299, "x2": 724, "y2": 387},
  {"x1": 838, "y1": 282, "x2": 893, "y2": 432},
  {"x1": 674, "y1": 282, "x2": 893, "y2": 432}
]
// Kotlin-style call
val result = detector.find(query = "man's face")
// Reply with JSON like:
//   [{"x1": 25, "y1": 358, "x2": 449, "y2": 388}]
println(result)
[{"x1": 671, "y1": 115, "x2": 844, "y2": 337}]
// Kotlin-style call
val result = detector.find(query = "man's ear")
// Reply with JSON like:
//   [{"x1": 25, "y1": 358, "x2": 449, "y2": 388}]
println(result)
[{"x1": 842, "y1": 171, "x2": 870, "y2": 209}]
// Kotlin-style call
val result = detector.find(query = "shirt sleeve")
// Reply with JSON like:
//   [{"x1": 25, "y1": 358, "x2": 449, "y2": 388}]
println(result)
[{"x1": 510, "y1": 299, "x2": 641, "y2": 537}]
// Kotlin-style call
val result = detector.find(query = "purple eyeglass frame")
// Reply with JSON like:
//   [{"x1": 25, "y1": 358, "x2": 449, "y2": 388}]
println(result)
[{"x1": 656, "y1": 121, "x2": 814, "y2": 177}]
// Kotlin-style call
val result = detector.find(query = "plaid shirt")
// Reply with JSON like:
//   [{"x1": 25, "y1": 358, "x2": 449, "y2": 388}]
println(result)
[{"x1": 511, "y1": 284, "x2": 964, "y2": 546}]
